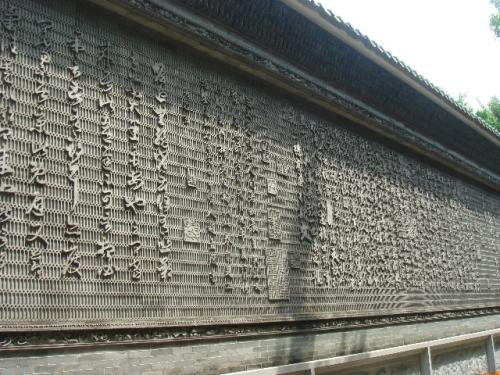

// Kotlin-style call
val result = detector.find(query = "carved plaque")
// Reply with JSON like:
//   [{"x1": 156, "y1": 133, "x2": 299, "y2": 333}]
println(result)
[
  {"x1": 268, "y1": 208, "x2": 282, "y2": 241},
  {"x1": 184, "y1": 219, "x2": 201, "y2": 243},
  {"x1": 326, "y1": 200, "x2": 334, "y2": 226},
  {"x1": 265, "y1": 248, "x2": 290, "y2": 301},
  {"x1": 0, "y1": 0, "x2": 498, "y2": 332},
  {"x1": 267, "y1": 178, "x2": 277, "y2": 196}
]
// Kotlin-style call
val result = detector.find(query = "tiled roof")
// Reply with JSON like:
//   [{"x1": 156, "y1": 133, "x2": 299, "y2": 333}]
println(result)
[{"x1": 295, "y1": 0, "x2": 500, "y2": 139}]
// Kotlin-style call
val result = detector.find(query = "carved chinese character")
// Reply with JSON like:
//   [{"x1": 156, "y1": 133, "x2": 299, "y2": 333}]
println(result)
[
  {"x1": 158, "y1": 257, "x2": 172, "y2": 281},
  {"x1": 32, "y1": 141, "x2": 48, "y2": 158},
  {"x1": 152, "y1": 62, "x2": 167, "y2": 84},
  {"x1": 101, "y1": 189, "x2": 112, "y2": 208},
  {"x1": 0, "y1": 181, "x2": 14, "y2": 194},
  {"x1": 186, "y1": 169, "x2": 197, "y2": 189},
  {"x1": 68, "y1": 65, "x2": 82, "y2": 79},
  {"x1": 129, "y1": 240, "x2": 142, "y2": 256},
  {"x1": 268, "y1": 208, "x2": 281, "y2": 241},
  {"x1": 129, "y1": 151, "x2": 139, "y2": 169},
  {"x1": 29, "y1": 248, "x2": 42, "y2": 274},
  {"x1": 67, "y1": 81, "x2": 83, "y2": 105},
  {"x1": 100, "y1": 216, "x2": 111, "y2": 234},
  {"x1": 158, "y1": 238, "x2": 172, "y2": 255},
  {"x1": 128, "y1": 259, "x2": 142, "y2": 281},
  {"x1": 157, "y1": 194, "x2": 171, "y2": 213},
  {"x1": 26, "y1": 194, "x2": 45, "y2": 218},
  {"x1": 99, "y1": 73, "x2": 113, "y2": 92},
  {"x1": 124, "y1": 197, "x2": 145, "y2": 213},
  {"x1": 98, "y1": 97, "x2": 115, "y2": 112},
  {"x1": 28, "y1": 161, "x2": 47, "y2": 185},
  {"x1": 66, "y1": 140, "x2": 82, "y2": 163},
  {"x1": 32, "y1": 109, "x2": 47, "y2": 133},
  {"x1": 0, "y1": 206, "x2": 10, "y2": 224},
  {"x1": 96, "y1": 242, "x2": 115, "y2": 260},
  {"x1": 62, "y1": 245, "x2": 82, "y2": 278},
  {"x1": 2, "y1": 5, "x2": 19, "y2": 32},
  {"x1": 326, "y1": 200, "x2": 334, "y2": 226},
  {"x1": 26, "y1": 223, "x2": 47, "y2": 246},
  {"x1": 126, "y1": 170, "x2": 144, "y2": 190},
  {"x1": 183, "y1": 219, "x2": 200, "y2": 243},
  {"x1": 267, "y1": 178, "x2": 277, "y2": 196},
  {"x1": 155, "y1": 149, "x2": 169, "y2": 172},
  {"x1": 0, "y1": 251, "x2": 6, "y2": 270},
  {"x1": 39, "y1": 52, "x2": 52, "y2": 67},
  {"x1": 36, "y1": 19, "x2": 52, "y2": 49},
  {"x1": 293, "y1": 144, "x2": 302, "y2": 158},
  {"x1": 0, "y1": 126, "x2": 12, "y2": 141},
  {"x1": 206, "y1": 223, "x2": 216, "y2": 236},
  {"x1": 99, "y1": 264, "x2": 116, "y2": 278},
  {"x1": 65, "y1": 220, "x2": 81, "y2": 238},
  {"x1": 155, "y1": 92, "x2": 167, "y2": 103},
  {"x1": 128, "y1": 121, "x2": 140, "y2": 142},
  {"x1": 0, "y1": 150, "x2": 13, "y2": 177},
  {"x1": 127, "y1": 98, "x2": 141, "y2": 116},
  {"x1": 68, "y1": 31, "x2": 85, "y2": 56}
]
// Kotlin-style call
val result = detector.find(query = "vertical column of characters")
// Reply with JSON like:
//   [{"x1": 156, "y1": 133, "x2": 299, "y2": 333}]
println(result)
[
  {"x1": 62, "y1": 30, "x2": 85, "y2": 278},
  {"x1": 233, "y1": 94, "x2": 260, "y2": 294},
  {"x1": 213, "y1": 89, "x2": 242, "y2": 292},
  {"x1": 239, "y1": 131, "x2": 261, "y2": 294},
  {"x1": 125, "y1": 52, "x2": 144, "y2": 281},
  {"x1": 243, "y1": 99, "x2": 267, "y2": 296},
  {"x1": 95, "y1": 42, "x2": 115, "y2": 278},
  {"x1": 0, "y1": 4, "x2": 19, "y2": 272},
  {"x1": 151, "y1": 63, "x2": 172, "y2": 282},
  {"x1": 26, "y1": 18, "x2": 53, "y2": 276},
  {"x1": 199, "y1": 82, "x2": 218, "y2": 286}
]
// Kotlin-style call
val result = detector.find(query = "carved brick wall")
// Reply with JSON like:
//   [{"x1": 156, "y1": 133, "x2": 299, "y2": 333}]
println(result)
[
  {"x1": 0, "y1": 314, "x2": 499, "y2": 375},
  {"x1": 0, "y1": 0, "x2": 499, "y2": 331}
]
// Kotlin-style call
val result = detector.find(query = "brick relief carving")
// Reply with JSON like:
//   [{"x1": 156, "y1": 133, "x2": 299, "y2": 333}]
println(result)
[
  {"x1": 266, "y1": 247, "x2": 290, "y2": 301},
  {"x1": 183, "y1": 219, "x2": 200, "y2": 243},
  {"x1": 0, "y1": 0, "x2": 498, "y2": 331},
  {"x1": 267, "y1": 207, "x2": 282, "y2": 241}
]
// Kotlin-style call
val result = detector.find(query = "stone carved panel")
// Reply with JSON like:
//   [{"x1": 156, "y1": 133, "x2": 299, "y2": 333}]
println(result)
[
  {"x1": 183, "y1": 219, "x2": 200, "y2": 243},
  {"x1": 268, "y1": 207, "x2": 282, "y2": 241},
  {"x1": 267, "y1": 178, "x2": 277, "y2": 196},
  {"x1": 265, "y1": 247, "x2": 290, "y2": 301},
  {"x1": 0, "y1": 0, "x2": 498, "y2": 331}
]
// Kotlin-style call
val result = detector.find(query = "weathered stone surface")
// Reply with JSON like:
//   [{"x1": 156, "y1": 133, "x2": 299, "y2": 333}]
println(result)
[
  {"x1": 0, "y1": 0, "x2": 498, "y2": 334},
  {"x1": 433, "y1": 344, "x2": 489, "y2": 375}
]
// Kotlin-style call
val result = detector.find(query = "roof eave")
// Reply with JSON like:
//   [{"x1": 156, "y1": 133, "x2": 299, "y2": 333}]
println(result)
[{"x1": 280, "y1": 0, "x2": 500, "y2": 148}]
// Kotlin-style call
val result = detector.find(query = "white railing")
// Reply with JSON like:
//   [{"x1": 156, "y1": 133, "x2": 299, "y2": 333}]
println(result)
[{"x1": 225, "y1": 328, "x2": 500, "y2": 375}]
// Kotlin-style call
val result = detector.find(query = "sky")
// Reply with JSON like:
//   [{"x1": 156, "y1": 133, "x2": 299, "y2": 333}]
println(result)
[{"x1": 317, "y1": 0, "x2": 500, "y2": 110}]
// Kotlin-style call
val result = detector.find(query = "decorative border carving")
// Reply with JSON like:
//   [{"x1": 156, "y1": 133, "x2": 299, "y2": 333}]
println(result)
[{"x1": 1, "y1": 307, "x2": 499, "y2": 351}]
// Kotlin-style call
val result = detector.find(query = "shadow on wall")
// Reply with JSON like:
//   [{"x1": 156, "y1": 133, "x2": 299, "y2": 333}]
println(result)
[{"x1": 266, "y1": 110, "x2": 375, "y2": 367}]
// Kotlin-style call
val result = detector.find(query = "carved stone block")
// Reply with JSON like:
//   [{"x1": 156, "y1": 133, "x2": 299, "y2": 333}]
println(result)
[
  {"x1": 326, "y1": 200, "x2": 333, "y2": 226},
  {"x1": 268, "y1": 207, "x2": 281, "y2": 241},
  {"x1": 184, "y1": 219, "x2": 200, "y2": 243},
  {"x1": 267, "y1": 178, "x2": 277, "y2": 196},
  {"x1": 265, "y1": 248, "x2": 289, "y2": 301},
  {"x1": 186, "y1": 168, "x2": 197, "y2": 189}
]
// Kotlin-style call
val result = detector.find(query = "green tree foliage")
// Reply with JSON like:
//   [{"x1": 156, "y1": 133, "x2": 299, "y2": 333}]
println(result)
[
  {"x1": 457, "y1": 93, "x2": 473, "y2": 112},
  {"x1": 454, "y1": 3, "x2": 500, "y2": 132},
  {"x1": 476, "y1": 96, "x2": 500, "y2": 131},
  {"x1": 491, "y1": 0, "x2": 500, "y2": 38},
  {"x1": 456, "y1": 94, "x2": 500, "y2": 131}
]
